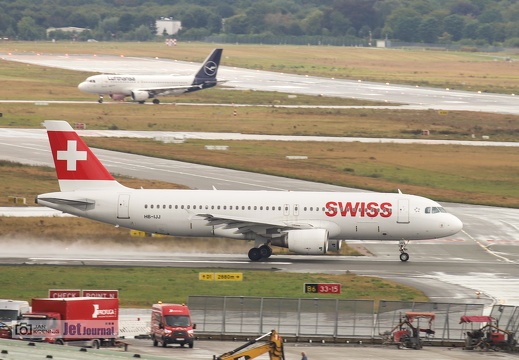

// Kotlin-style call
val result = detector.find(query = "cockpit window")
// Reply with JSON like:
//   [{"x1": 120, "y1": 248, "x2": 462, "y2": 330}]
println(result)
[{"x1": 425, "y1": 207, "x2": 447, "y2": 214}]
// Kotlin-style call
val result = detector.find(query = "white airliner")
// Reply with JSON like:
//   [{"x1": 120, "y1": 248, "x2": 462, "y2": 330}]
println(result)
[
  {"x1": 77, "y1": 48, "x2": 223, "y2": 104},
  {"x1": 36, "y1": 121, "x2": 463, "y2": 262}
]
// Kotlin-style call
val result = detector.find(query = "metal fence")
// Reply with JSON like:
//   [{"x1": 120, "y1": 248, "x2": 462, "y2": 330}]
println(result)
[
  {"x1": 187, "y1": 296, "x2": 519, "y2": 342},
  {"x1": 188, "y1": 296, "x2": 374, "y2": 337}
]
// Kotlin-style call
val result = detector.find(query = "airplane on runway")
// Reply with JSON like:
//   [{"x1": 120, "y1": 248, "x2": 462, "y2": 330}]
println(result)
[
  {"x1": 77, "y1": 48, "x2": 223, "y2": 104},
  {"x1": 36, "y1": 121, "x2": 463, "y2": 262}
]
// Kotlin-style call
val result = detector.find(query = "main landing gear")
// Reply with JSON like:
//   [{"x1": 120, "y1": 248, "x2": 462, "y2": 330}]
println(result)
[
  {"x1": 248, "y1": 244, "x2": 272, "y2": 261},
  {"x1": 98, "y1": 95, "x2": 104, "y2": 103},
  {"x1": 399, "y1": 240, "x2": 410, "y2": 262}
]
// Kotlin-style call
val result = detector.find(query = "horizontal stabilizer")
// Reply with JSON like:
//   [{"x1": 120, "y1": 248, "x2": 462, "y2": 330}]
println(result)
[{"x1": 37, "y1": 197, "x2": 95, "y2": 211}]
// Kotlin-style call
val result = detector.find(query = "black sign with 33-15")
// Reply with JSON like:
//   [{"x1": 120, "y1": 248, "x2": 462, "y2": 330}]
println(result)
[{"x1": 304, "y1": 283, "x2": 341, "y2": 294}]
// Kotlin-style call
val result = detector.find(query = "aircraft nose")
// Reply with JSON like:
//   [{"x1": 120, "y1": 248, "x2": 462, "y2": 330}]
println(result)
[{"x1": 447, "y1": 214, "x2": 463, "y2": 235}]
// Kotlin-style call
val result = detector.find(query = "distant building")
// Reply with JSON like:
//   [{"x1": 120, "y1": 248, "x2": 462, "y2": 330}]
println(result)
[
  {"x1": 46, "y1": 27, "x2": 87, "y2": 37},
  {"x1": 376, "y1": 39, "x2": 391, "y2": 48},
  {"x1": 156, "y1": 18, "x2": 182, "y2": 36}
]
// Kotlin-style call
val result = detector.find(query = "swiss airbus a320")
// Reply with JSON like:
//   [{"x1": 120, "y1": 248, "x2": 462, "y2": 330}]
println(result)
[
  {"x1": 77, "y1": 48, "x2": 223, "y2": 104},
  {"x1": 36, "y1": 121, "x2": 463, "y2": 261}
]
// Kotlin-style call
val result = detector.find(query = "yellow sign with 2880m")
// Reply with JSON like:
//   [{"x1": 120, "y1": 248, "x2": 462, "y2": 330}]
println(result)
[{"x1": 199, "y1": 272, "x2": 243, "y2": 281}]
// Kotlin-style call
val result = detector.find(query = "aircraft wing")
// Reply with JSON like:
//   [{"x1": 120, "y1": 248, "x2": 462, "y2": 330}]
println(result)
[
  {"x1": 137, "y1": 80, "x2": 226, "y2": 96},
  {"x1": 136, "y1": 85, "x2": 204, "y2": 96},
  {"x1": 196, "y1": 213, "x2": 314, "y2": 236}
]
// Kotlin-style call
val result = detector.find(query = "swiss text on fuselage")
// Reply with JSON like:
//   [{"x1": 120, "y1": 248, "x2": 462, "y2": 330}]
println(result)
[{"x1": 325, "y1": 201, "x2": 392, "y2": 218}]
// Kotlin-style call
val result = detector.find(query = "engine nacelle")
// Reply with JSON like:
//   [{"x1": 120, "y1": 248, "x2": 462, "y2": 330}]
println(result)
[
  {"x1": 327, "y1": 239, "x2": 342, "y2": 252},
  {"x1": 286, "y1": 229, "x2": 328, "y2": 255},
  {"x1": 131, "y1": 90, "x2": 151, "y2": 102}
]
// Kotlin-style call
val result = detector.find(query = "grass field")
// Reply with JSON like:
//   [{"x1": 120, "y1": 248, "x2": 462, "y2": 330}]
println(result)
[{"x1": 0, "y1": 265, "x2": 427, "y2": 307}]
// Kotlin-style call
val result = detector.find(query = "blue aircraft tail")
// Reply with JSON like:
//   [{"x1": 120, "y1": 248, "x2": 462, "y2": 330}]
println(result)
[{"x1": 192, "y1": 48, "x2": 223, "y2": 88}]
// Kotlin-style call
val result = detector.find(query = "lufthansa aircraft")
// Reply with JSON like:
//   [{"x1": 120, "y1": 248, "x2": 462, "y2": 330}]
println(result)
[
  {"x1": 36, "y1": 121, "x2": 463, "y2": 261},
  {"x1": 77, "y1": 48, "x2": 223, "y2": 104}
]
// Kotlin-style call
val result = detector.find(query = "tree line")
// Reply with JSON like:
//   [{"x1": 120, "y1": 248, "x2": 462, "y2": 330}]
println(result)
[{"x1": 2, "y1": 0, "x2": 519, "y2": 47}]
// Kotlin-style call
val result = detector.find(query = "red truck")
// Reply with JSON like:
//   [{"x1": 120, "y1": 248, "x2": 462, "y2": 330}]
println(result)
[
  {"x1": 17, "y1": 297, "x2": 118, "y2": 348},
  {"x1": 150, "y1": 302, "x2": 196, "y2": 348}
]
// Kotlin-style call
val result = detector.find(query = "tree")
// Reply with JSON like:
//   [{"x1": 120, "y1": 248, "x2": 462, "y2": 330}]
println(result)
[
  {"x1": 300, "y1": 9, "x2": 324, "y2": 36},
  {"x1": 118, "y1": 13, "x2": 136, "y2": 33},
  {"x1": 130, "y1": 24, "x2": 154, "y2": 41},
  {"x1": 324, "y1": 10, "x2": 352, "y2": 37},
  {"x1": 450, "y1": 0, "x2": 480, "y2": 16},
  {"x1": 478, "y1": 9, "x2": 502, "y2": 23},
  {"x1": 98, "y1": 17, "x2": 120, "y2": 39},
  {"x1": 0, "y1": 12, "x2": 15, "y2": 33},
  {"x1": 179, "y1": 6, "x2": 214, "y2": 30},
  {"x1": 223, "y1": 13, "x2": 249, "y2": 35},
  {"x1": 332, "y1": 0, "x2": 378, "y2": 32},
  {"x1": 245, "y1": 3, "x2": 275, "y2": 34},
  {"x1": 476, "y1": 23, "x2": 495, "y2": 43},
  {"x1": 387, "y1": 9, "x2": 421, "y2": 42},
  {"x1": 418, "y1": 17, "x2": 441, "y2": 43},
  {"x1": 463, "y1": 20, "x2": 479, "y2": 39},
  {"x1": 17, "y1": 16, "x2": 45, "y2": 40},
  {"x1": 443, "y1": 14, "x2": 465, "y2": 41}
]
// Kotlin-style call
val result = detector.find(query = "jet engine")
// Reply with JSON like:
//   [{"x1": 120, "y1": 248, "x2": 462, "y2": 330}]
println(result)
[
  {"x1": 285, "y1": 229, "x2": 328, "y2": 255},
  {"x1": 131, "y1": 90, "x2": 151, "y2": 102}
]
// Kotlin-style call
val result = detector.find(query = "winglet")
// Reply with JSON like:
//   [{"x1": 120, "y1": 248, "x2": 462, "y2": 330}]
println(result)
[{"x1": 44, "y1": 120, "x2": 124, "y2": 191}]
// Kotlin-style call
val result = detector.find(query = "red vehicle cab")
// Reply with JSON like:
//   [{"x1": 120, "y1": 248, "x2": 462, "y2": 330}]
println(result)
[{"x1": 150, "y1": 302, "x2": 195, "y2": 348}]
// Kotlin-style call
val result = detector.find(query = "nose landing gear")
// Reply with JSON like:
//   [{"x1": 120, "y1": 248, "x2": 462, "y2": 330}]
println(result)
[{"x1": 399, "y1": 240, "x2": 410, "y2": 262}]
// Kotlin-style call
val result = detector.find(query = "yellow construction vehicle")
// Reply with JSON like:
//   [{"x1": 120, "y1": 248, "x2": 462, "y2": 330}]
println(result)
[{"x1": 213, "y1": 330, "x2": 285, "y2": 360}]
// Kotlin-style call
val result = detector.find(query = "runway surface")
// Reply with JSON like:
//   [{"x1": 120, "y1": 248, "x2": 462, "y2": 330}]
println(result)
[
  {"x1": 3, "y1": 52, "x2": 519, "y2": 115},
  {"x1": 1, "y1": 129, "x2": 519, "y2": 309}
]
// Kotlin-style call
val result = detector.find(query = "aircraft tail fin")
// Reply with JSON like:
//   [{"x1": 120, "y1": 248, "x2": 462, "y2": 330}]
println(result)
[
  {"x1": 44, "y1": 120, "x2": 125, "y2": 192},
  {"x1": 193, "y1": 48, "x2": 222, "y2": 84}
]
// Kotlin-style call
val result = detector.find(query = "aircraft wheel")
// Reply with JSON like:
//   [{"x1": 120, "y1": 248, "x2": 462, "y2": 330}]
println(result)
[
  {"x1": 138, "y1": 101, "x2": 145, "y2": 104},
  {"x1": 400, "y1": 252, "x2": 409, "y2": 262},
  {"x1": 98, "y1": 99, "x2": 103, "y2": 103},
  {"x1": 259, "y1": 245, "x2": 272, "y2": 258},
  {"x1": 248, "y1": 248, "x2": 262, "y2": 261},
  {"x1": 153, "y1": 98, "x2": 160, "y2": 104}
]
